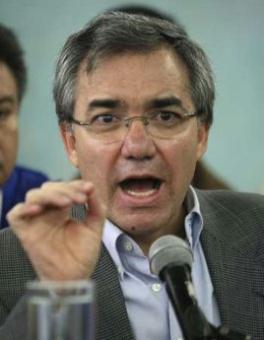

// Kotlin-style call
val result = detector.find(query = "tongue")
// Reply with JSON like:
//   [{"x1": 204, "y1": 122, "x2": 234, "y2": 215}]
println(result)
[{"x1": 122, "y1": 179, "x2": 157, "y2": 192}]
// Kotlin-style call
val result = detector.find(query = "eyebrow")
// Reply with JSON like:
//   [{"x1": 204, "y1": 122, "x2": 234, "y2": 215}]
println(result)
[
  {"x1": 88, "y1": 99, "x2": 122, "y2": 111},
  {"x1": 86, "y1": 96, "x2": 185, "y2": 113},
  {"x1": 147, "y1": 96, "x2": 183, "y2": 109},
  {"x1": 0, "y1": 96, "x2": 16, "y2": 105}
]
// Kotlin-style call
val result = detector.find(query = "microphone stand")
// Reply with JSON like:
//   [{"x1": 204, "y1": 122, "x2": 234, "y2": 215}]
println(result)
[{"x1": 163, "y1": 265, "x2": 251, "y2": 340}]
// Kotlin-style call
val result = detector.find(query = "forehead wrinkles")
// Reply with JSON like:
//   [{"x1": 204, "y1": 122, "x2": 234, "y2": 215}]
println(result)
[{"x1": 75, "y1": 49, "x2": 193, "y2": 110}]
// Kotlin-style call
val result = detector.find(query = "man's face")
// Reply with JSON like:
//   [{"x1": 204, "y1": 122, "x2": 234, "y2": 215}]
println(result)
[
  {"x1": 0, "y1": 62, "x2": 19, "y2": 187},
  {"x1": 62, "y1": 48, "x2": 208, "y2": 241}
]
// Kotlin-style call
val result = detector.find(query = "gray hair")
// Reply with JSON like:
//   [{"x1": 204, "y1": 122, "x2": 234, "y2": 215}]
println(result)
[{"x1": 53, "y1": 12, "x2": 215, "y2": 126}]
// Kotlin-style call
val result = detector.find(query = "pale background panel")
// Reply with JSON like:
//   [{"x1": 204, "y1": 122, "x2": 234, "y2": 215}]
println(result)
[{"x1": 1, "y1": 0, "x2": 263, "y2": 192}]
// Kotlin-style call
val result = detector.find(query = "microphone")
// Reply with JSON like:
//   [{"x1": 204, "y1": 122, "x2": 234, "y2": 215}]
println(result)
[
  {"x1": 149, "y1": 235, "x2": 211, "y2": 339},
  {"x1": 149, "y1": 235, "x2": 251, "y2": 340}
]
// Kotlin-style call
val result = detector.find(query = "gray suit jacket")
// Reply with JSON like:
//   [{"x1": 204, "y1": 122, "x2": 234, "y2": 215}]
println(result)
[{"x1": 0, "y1": 190, "x2": 264, "y2": 339}]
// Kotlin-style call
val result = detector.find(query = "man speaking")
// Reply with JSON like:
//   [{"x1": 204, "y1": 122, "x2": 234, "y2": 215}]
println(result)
[{"x1": 0, "y1": 12, "x2": 263, "y2": 340}]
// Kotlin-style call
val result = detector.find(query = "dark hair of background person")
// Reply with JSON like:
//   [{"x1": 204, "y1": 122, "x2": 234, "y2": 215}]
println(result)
[
  {"x1": 0, "y1": 24, "x2": 27, "y2": 103},
  {"x1": 106, "y1": 4, "x2": 231, "y2": 191}
]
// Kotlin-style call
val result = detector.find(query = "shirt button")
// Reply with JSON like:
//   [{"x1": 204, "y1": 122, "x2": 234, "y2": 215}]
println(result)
[
  {"x1": 151, "y1": 283, "x2": 161, "y2": 292},
  {"x1": 124, "y1": 241, "x2": 133, "y2": 252},
  {"x1": 117, "y1": 266, "x2": 123, "y2": 276}
]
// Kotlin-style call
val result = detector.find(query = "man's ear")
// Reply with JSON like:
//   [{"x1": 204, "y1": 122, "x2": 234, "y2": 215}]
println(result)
[
  {"x1": 196, "y1": 122, "x2": 209, "y2": 160},
  {"x1": 59, "y1": 123, "x2": 79, "y2": 168}
]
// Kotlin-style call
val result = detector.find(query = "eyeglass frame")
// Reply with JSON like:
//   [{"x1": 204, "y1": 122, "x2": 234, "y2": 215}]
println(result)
[{"x1": 65, "y1": 109, "x2": 199, "y2": 140}]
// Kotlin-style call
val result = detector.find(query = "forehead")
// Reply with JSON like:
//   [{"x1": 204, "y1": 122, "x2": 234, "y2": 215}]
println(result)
[
  {"x1": 0, "y1": 62, "x2": 18, "y2": 99},
  {"x1": 75, "y1": 47, "x2": 193, "y2": 110}
]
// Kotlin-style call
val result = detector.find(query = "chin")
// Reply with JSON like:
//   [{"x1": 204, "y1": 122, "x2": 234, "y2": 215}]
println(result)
[{"x1": 113, "y1": 214, "x2": 163, "y2": 235}]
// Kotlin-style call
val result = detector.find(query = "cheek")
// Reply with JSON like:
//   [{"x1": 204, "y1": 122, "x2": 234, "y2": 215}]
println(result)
[
  {"x1": 163, "y1": 135, "x2": 198, "y2": 163},
  {"x1": 0, "y1": 128, "x2": 18, "y2": 160},
  {"x1": 75, "y1": 139, "x2": 117, "y2": 201},
  {"x1": 160, "y1": 136, "x2": 199, "y2": 183},
  {"x1": 0, "y1": 128, "x2": 18, "y2": 184}
]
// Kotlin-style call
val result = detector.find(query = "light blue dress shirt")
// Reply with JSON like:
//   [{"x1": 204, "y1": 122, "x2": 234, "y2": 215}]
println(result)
[
  {"x1": 0, "y1": 190, "x2": 2, "y2": 222},
  {"x1": 102, "y1": 187, "x2": 221, "y2": 340}
]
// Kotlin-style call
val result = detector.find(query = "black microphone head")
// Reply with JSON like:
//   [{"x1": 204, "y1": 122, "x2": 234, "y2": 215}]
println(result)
[{"x1": 149, "y1": 235, "x2": 192, "y2": 276}]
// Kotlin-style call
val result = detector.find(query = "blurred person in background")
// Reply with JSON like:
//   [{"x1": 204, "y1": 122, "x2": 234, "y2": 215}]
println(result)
[{"x1": 0, "y1": 23, "x2": 48, "y2": 229}]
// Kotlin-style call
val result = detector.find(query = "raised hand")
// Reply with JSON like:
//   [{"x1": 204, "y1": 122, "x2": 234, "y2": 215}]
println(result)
[{"x1": 7, "y1": 180, "x2": 106, "y2": 281}]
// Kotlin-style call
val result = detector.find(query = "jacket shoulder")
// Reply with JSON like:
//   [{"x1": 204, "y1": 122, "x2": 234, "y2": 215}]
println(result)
[
  {"x1": 0, "y1": 228, "x2": 35, "y2": 287},
  {"x1": 196, "y1": 189, "x2": 264, "y2": 213},
  {"x1": 196, "y1": 189, "x2": 264, "y2": 236}
]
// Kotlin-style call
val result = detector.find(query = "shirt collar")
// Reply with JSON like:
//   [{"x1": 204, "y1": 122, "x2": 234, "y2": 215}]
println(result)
[
  {"x1": 0, "y1": 189, "x2": 2, "y2": 222},
  {"x1": 184, "y1": 186, "x2": 204, "y2": 251},
  {"x1": 103, "y1": 219, "x2": 125, "y2": 278}
]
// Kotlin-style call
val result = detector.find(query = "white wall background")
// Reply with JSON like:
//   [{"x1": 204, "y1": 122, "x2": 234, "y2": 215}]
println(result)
[{"x1": 1, "y1": 0, "x2": 263, "y2": 193}]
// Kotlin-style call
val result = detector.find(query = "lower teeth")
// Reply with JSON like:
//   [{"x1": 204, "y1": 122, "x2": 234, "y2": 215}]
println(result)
[{"x1": 126, "y1": 188, "x2": 157, "y2": 197}]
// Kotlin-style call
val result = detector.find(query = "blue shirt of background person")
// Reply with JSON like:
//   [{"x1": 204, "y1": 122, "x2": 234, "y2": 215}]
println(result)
[
  {"x1": 0, "y1": 24, "x2": 49, "y2": 229},
  {"x1": 0, "y1": 166, "x2": 48, "y2": 229}
]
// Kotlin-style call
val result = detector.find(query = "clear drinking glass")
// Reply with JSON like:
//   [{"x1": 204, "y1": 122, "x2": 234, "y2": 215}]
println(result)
[{"x1": 27, "y1": 280, "x2": 95, "y2": 340}]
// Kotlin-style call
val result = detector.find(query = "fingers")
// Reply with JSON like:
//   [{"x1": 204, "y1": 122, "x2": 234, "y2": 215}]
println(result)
[
  {"x1": 7, "y1": 202, "x2": 42, "y2": 224},
  {"x1": 7, "y1": 180, "x2": 106, "y2": 281},
  {"x1": 25, "y1": 180, "x2": 94, "y2": 209},
  {"x1": 7, "y1": 179, "x2": 107, "y2": 235},
  {"x1": 7, "y1": 180, "x2": 97, "y2": 226},
  {"x1": 84, "y1": 184, "x2": 106, "y2": 225}
]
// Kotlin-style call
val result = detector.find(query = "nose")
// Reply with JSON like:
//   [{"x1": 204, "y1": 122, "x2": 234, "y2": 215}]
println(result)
[{"x1": 121, "y1": 119, "x2": 156, "y2": 160}]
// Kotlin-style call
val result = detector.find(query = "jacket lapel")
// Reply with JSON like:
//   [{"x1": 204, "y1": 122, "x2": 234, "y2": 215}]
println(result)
[{"x1": 92, "y1": 245, "x2": 135, "y2": 340}]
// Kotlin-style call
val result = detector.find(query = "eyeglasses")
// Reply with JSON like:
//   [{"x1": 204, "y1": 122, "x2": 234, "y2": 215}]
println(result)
[{"x1": 67, "y1": 109, "x2": 197, "y2": 142}]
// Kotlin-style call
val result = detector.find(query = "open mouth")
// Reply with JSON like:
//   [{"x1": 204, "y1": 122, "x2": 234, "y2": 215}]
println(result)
[{"x1": 120, "y1": 177, "x2": 162, "y2": 197}]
